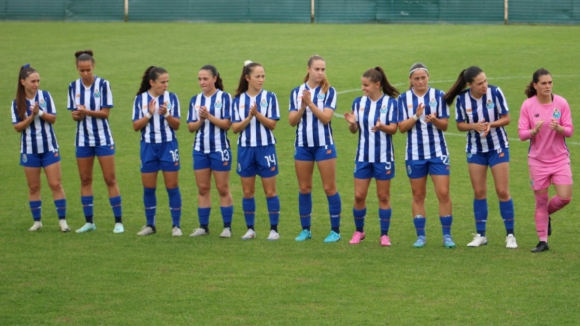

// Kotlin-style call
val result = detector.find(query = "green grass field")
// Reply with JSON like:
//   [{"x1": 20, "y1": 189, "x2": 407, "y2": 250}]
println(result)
[{"x1": 1, "y1": 22, "x2": 580, "y2": 325}]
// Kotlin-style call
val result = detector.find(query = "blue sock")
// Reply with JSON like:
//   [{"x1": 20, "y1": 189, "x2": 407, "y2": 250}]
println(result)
[
  {"x1": 29, "y1": 200, "x2": 41, "y2": 221},
  {"x1": 167, "y1": 187, "x2": 181, "y2": 228},
  {"x1": 500, "y1": 198, "x2": 515, "y2": 235},
  {"x1": 414, "y1": 215, "x2": 426, "y2": 236},
  {"x1": 299, "y1": 192, "x2": 312, "y2": 230},
  {"x1": 328, "y1": 192, "x2": 341, "y2": 233},
  {"x1": 267, "y1": 196, "x2": 280, "y2": 230},
  {"x1": 109, "y1": 196, "x2": 122, "y2": 223},
  {"x1": 473, "y1": 198, "x2": 488, "y2": 236},
  {"x1": 379, "y1": 208, "x2": 392, "y2": 236},
  {"x1": 440, "y1": 215, "x2": 453, "y2": 236},
  {"x1": 353, "y1": 207, "x2": 366, "y2": 232},
  {"x1": 54, "y1": 199, "x2": 66, "y2": 220},
  {"x1": 242, "y1": 198, "x2": 255, "y2": 229},
  {"x1": 144, "y1": 187, "x2": 156, "y2": 227},
  {"x1": 221, "y1": 206, "x2": 233, "y2": 228},
  {"x1": 199, "y1": 207, "x2": 211, "y2": 230},
  {"x1": 81, "y1": 196, "x2": 94, "y2": 224}
]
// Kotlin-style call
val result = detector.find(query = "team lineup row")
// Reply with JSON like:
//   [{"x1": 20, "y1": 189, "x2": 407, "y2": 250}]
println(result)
[{"x1": 12, "y1": 52, "x2": 573, "y2": 253}]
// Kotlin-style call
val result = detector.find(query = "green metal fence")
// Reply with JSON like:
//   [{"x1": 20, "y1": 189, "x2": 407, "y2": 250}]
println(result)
[{"x1": 0, "y1": 0, "x2": 578, "y2": 24}]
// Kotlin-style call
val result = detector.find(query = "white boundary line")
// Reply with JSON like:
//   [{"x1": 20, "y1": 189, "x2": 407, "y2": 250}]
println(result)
[{"x1": 334, "y1": 74, "x2": 580, "y2": 146}]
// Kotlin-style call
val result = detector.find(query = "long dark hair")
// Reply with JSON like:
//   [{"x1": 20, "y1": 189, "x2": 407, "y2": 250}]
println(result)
[
  {"x1": 75, "y1": 50, "x2": 94, "y2": 64},
  {"x1": 303, "y1": 55, "x2": 330, "y2": 93},
  {"x1": 362, "y1": 66, "x2": 399, "y2": 98},
  {"x1": 16, "y1": 65, "x2": 38, "y2": 120},
  {"x1": 200, "y1": 64, "x2": 223, "y2": 91},
  {"x1": 235, "y1": 61, "x2": 262, "y2": 97},
  {"x1": 444, "y1": 66, "x2": 483, "y2": 106},
  {"x1": 137, "y1": 66, "x2": 167, "y2": 95},
  {"x1": 525, "y1": 68, "x2": 551, "y2": 98},
  {"x1": 407, "y1": 62, "x2": 429, "y2": 90}
]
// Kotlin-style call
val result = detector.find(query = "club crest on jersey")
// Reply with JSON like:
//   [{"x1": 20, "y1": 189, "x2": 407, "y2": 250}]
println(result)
[
  {"x1": 260, "y1": 99, "x2": 267, "y2": 108},
  {"x1": 22, "y1": 154, "x2": 27, "y2": 163},
  {"x1": 39, "y1": 99, "x2": 47, "y2": 109},
  {"x1": 429, "y1": 98, "x2": 437, "y2": 107},
  {"x1": 166, "y1": 102, "x2": 172, "y2": 110},
  {"x1": 486, "y1": 99, "x2": 494, "y2": 110},
  {"x1": 215, "y1": 100, "x2": 222, "y2": 109},
  {"x1": 317, "y1": 93, "x2": 325, "y2": 100},
  {"x1": 380, "y1": 105, "x2": 388, "y2": 114},
  {"x1": 552, "y1": 108, "x2": 561, "y2": 119},
  {"x1": 94, "y1": 91, "x2": 101, "y2": 98}
]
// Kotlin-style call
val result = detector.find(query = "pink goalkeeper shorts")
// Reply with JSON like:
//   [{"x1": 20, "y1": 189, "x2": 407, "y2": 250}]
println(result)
[{"x1": 529, "y1": 160, "x2": 573, "y2": 191}]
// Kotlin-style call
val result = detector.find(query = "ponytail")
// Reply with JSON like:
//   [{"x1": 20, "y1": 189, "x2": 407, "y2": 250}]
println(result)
[
  {"x1": 16, "y1": 64, "x2": 37, "y2": 120},
  {"x1": 200, "y1": 64, "x2": 223, "y2": 91},
  {"x1": 75, "y1": 50, "x2": 94, "y2": 64},
  {"x1": 137, "y1": 66, "x2": 167, "y2": 95},
  {"x1": 362, "y1": 66, "x2": 400, "y2": 98},
  {"x1": 444, "y1": 66, "x2": 483, "y2": 106},
  {"x1": 525, "y1": 68, "x2": 551, "y2": 98},
  {"x1": 235, "y1": 60, "x2": 262, "y2": 97},
  {"x1": 303, "y1": 54, "x2": 330, "y2": 93}
]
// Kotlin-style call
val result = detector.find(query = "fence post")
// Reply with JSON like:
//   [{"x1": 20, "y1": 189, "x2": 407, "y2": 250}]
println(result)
[
  {"x1": 124, "y1": 0, "x2": 129, "y2": 22},
  {"x1": 311, "y1": 0, "x2": 315, "y2": 23},
  {"x1": 504, "y1": 0, "x2": 508, "y2": 24}
]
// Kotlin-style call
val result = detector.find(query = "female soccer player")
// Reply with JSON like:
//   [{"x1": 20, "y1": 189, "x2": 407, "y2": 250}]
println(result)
[
  {"x1": 232, "y1": 60, "x2": 281, "y2": 241},
  {"x1": 289, "y1": 55, "x2": 342, "y2": 243},
  {"x1": 518, "y1": 68, "x2": 573, "y2": 253},
  {"x1": 132, "y1": 66, "x2": 182, "y2": 236},
  {"x1": 344, "y1": 67, "x2": 399, "y2": 246},
  {"x1": 187, "y1": 65, "x2": 234, "y2": 238},
  {"x1": 398, "y1": 62, "x2": 455, "y2": 248},
  {"x1": 444, "y1": 66, "x2": 517, "y2": 249},
  {"x1": 68, "y1": 50, "x2": 123, "y2": 234},
  {"x1": 12, "y1": 64, "x2": 70, "y2": 232}
]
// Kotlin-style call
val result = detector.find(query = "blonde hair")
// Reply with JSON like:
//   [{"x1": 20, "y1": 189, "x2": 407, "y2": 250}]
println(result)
[{"x1": 303, "y1": 55, "x2": 330, "y2": 93}]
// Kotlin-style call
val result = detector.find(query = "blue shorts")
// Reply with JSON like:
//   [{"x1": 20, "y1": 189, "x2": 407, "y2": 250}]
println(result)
[
  {"x1": 76, "y1": 145, "x2": 115, "y2": 158},
  {"x1": 193, "y1": 148, "x2": 232, "y2": 171},
  {"x1": 467, "y1": 148, "x2": 510, "y2": 167},
  {"x1": 406, "y1": 156, "x2": 450, "y2": 179},
  {"x1": 354, "y1": 161, "x2": 395, "y2": 181},
  {"x1": 237, "y1": 145, "x2": 278, "y2": 178},
  {"x1": 140, "y1": 140, "x2": 180, "y2": 173},
  {"x1": 20, "y1": 150, "x2": 61, "y2": 168},
  {"x1": 294, "y1": 144, "x2": 337, "y2": 162}
]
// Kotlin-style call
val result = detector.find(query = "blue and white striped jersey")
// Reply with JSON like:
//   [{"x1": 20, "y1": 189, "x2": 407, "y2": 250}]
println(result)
[
  {"x1": 352, "y1": 95, "x2": 398, "y2": 163},
  {"x1": 187, "y1": 90, "x2": 232, "y2": 153},
  {"x1": 11, "y1": 90, "x2": 59, "y2": 154},
  {"x1": 289, "y1": 83, "x2": 337, "y2": 147},
  {"x1": 132, "y1": 91, "x2": 180, "y2": 143},
  {"x1": 397, "y1": 87, "x2": 449, "y2": 160},
  {"x1": 67, "y1": 77, "x2": 114, "y2": 147},
  {"x1": 232, "y1": 90, "x2": 279, "y2": 147},
  {"x1": 455, "y1": 85, "x2": 509, "y2": 154}
]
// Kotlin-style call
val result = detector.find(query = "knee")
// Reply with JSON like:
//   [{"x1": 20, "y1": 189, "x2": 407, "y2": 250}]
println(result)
[
  {"x1": 80, "y1": 174, "x2": 93, "y2": 187},
  {"x1": 216, "y1": 184, "x2": 230, "y2": 198},
  {"x1": 243, "y1": 189, "x2": 255, "y2": 198},
  {"x1": 377, "y1": 193, "x2": 390, "y2": 206},
  {"x1": 495, "y1": 189, "x2": 511, "y2": 202},
  {"x1": 28, "y1": 184, "x2": 41, "y2": 196},
  {"x1": 299, "y1": 184, "x2": 312, "y2": 194},
  {"x1": 436, "y1": 190, "x2": 450, "y2": 202},
  {"x1": 322, "y1": 183, "x2": 337, "y2": 197},
  {"x1": 48, "y1": 180, "x2": 63, "y2": 193},
  {"x1": 412, "y1": 190, "x2": 426, "y2": 202},
  {"x1": 264, "y1": 189, "x2": 277, "y2": 198},
  {"x1": 197, "y1": 185, "x2": 211, "y2": 197},
  {"x1": 103, "y1": 174, "x2": 117, "y2": 188},
  {"x1": 354, "y1": 193, "x2": 366, "y2": 205}
]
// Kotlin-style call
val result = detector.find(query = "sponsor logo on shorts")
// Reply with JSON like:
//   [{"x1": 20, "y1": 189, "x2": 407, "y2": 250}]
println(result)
[
  {"x1": 530, "y1": 180, "x2": 534, "y2": 187},
  {"x1": 386, "y1": 170, "x2": 391, "y2": 175},
  {"x1": 54, "y1": 152, "x2": 59, "y2": 157},
  {"x1": 486, "y1": 99, "x2": 494, "y2": 110},
  {"x1": 326, "y1": 149, "x2": 332, "y2": 154},
  {"x1": 110, "y1": 146, "x2": 115, "y2": 150},
  {"x1": 446, "y1": 166, "x2": 450, "y2": 170},
  {"x1": 499, "y1": 152, "x2": 505, "y2": 158},
  {"x1": 407, "y1": 165, "x2": 412, "y2": 175},
  {"x1": 237, "y1": 163, "x2": 241, "y2": 172},
  {"x1": 270, "y1": 166, "x2": 276, "y2": 171},
  {"x1": 429, "y1": 98, "x2": 437, "y2": 107},
  {"x1": 467, "y1": 153, "x2": 472, "y2": 158},
  {"x1": 223, "y1": 162, "x2": 228, "y2": 166},
  {"x1": 174, "y1": 161, "x2": 178, "y2": 166},
  {"x1": 22, "y1": 154, "x2": 27, "y2": 163},
  {"x1": 353, "y1": 164, "x2": 357, "y2": 173}
]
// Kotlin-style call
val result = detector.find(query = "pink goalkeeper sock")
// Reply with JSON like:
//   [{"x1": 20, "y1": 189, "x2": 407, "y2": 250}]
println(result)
[
  {"x1": 548, "y1": 195, "x2": 571, "y2": 215},
  {"x1": 535, "y1": 192, "x2": 549, "y2": 242}
]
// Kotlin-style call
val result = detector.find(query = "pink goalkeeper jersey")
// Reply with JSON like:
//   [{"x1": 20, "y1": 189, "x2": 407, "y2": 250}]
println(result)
[{"x1": 518, "y1": 94, "x2": 573, "y2": 166}]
